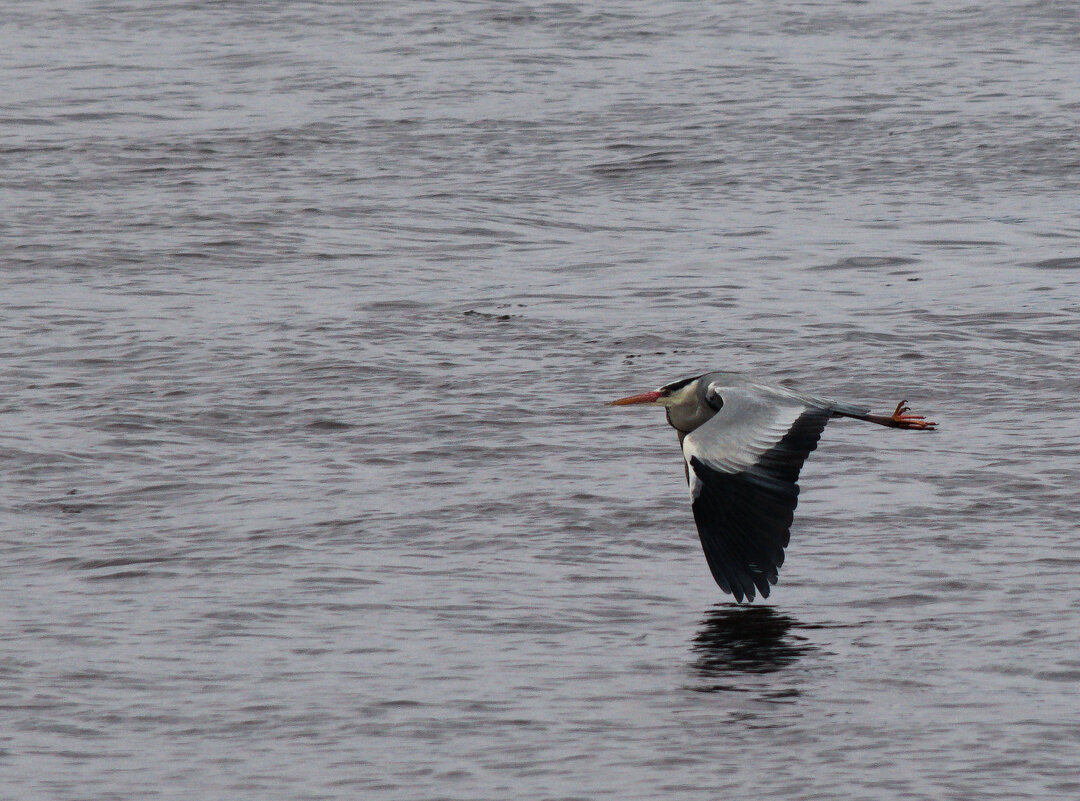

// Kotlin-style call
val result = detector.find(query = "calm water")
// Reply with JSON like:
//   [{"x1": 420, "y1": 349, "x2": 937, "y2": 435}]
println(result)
[{"x1": 3, "y1": 1, "x2": 1080, "y2": 798}]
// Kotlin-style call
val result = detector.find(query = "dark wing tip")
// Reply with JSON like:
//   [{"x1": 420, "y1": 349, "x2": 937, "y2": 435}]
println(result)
[{"x1": 689, "y1": 407, "x2": 831, "y2": 602}]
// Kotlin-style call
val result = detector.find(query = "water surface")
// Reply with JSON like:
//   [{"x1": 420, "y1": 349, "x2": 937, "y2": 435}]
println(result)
[{"x1": 3, "y1": 1, "x2": 1080, "y2": 798}]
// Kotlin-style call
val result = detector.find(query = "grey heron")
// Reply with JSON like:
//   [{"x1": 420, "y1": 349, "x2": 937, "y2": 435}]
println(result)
[{"x1": 609, "y1": 371, "x2": 936, "y2": 602}]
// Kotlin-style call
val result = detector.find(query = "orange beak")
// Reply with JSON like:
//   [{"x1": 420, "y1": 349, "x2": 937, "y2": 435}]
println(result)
[{"x1": 607, "y1": 390, "x2": 663, "y2": 406}]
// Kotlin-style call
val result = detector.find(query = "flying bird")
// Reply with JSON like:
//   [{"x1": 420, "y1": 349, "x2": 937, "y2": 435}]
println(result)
[{"x1": 609, "y1": 371, "x2": 936, "y2": 602}]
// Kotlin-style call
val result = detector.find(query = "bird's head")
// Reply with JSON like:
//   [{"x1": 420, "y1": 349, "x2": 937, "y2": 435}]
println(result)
[{"x1": 607, "y1": 374, "x2": 701, "y2": 409}]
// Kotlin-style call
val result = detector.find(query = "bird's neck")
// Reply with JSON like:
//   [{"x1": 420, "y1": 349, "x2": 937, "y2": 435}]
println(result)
[{"x1": 666, "y1": 402, "x2": 715, "y2": 435}]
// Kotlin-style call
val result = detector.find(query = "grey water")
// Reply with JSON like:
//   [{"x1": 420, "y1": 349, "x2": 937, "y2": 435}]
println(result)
[{"x1": 3, "y1": 1, "x2": 1080, "y2": 798}]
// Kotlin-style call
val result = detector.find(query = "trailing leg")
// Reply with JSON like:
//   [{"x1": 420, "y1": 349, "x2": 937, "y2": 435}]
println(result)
[{"x1": 854, "y1": 400, "x2": 937, "y2": 430}]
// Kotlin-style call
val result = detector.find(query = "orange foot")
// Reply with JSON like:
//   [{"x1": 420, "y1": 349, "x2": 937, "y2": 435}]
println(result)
[{"x1": 890, "y1": 399, "x2": 937, "y2": 430}]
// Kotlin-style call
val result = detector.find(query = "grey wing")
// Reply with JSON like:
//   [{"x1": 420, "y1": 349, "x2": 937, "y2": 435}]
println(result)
[{"x1": 682, "y1": 384, "x2": 832, "y2": 602}]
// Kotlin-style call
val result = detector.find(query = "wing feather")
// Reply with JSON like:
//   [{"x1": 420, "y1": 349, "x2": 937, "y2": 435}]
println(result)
[{"x1": 682, "y1": 384, "x2": 832, "y2": 602}]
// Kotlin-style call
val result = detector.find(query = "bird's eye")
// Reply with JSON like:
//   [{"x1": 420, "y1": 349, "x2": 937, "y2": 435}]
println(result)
[{"x1": 660, "y1": 376, "x2": 696, "y2": 396}]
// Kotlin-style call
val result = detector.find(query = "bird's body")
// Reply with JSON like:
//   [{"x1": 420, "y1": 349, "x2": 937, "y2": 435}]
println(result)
[{"x1": 610, "y1": 371, "x2": 935, "y2": 602}]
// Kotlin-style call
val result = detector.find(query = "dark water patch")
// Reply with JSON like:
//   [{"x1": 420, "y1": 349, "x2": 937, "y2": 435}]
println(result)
[
  {"x1": 590, "y1": 151, "x2": 680, "y2": 177},
  {"x1": 853, "y1": 592, "x2": 941, "y2": 609},
  {"x1": 85, "y1": 569, "x2": 175, "y2": 582},
  {"x1": 74, "y1": 556, "x2": 175, "y2": 571},
  {"x1": 1031, "y1": 230, "x2": 1076, "y2": 239},
  {"x1": 361, "y1": 299, "x2": 428, "y2": 312},
  {"x1": 294, "y1": 576, "x2": 380, "y2": 589},
  {"x1": 1026, "y1": 256, "x2": 1080, "y2": 270},
  {"x1": 721, "y1": 228, "x2": 770, "y2": 238},
  {"x1": 913, "y1": 239, "x2": 1006, "y2": 247},
  {"x1": 1034, "y1": 669, "x2": 1080, "y2": 682},
  {"x1": 58, "y1": 502, "x2": 104, "y2": 514},
  {"x1": 307, "y1": 419, "x2": 353, "y2": 431},
  {"x1": 811, "y1": 255, "x2": 920, "y2": 271},
  {"x1": 462, "y1": 309, "x2": 518, "y2": 322},
  {"x1": 1033, "y1": 556, "x2": 1080, "y2": 567}
]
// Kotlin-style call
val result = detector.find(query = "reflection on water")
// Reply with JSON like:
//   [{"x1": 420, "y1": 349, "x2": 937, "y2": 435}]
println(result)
[{"x1": 691, "y1": 605, "x2": 815, "y2": 681}]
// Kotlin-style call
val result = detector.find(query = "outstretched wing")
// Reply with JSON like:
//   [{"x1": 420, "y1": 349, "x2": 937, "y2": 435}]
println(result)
[{"x1": 682, "y1": 383, "x2": 832, "y2": 602}]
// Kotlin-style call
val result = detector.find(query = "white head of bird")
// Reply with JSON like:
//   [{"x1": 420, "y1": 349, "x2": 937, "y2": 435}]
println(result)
[{"x1": 607, "y1": 373, "x2": 716, "y2": 435}]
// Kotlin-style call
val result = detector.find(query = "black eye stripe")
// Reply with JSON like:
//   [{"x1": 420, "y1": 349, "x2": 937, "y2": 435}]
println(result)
[{"x1": 660, "y1": 376, "x2": 698, "y2": 394}]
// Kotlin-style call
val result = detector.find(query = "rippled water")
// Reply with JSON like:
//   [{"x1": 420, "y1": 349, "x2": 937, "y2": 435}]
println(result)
[{"x1": 4, "y1": 1, "x2": 1080, "y2": 798}]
